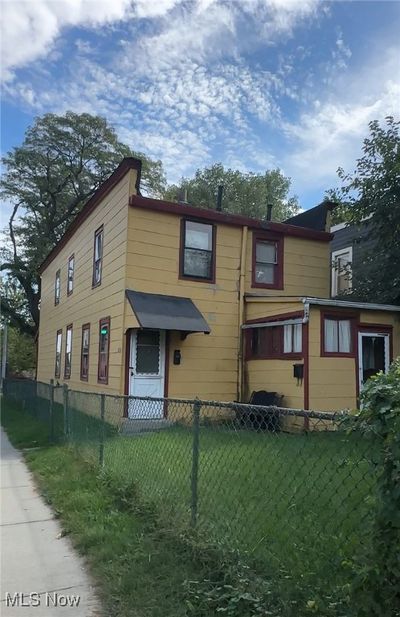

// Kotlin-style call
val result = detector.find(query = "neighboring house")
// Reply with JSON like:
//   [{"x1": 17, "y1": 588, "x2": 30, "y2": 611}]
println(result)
[
  {"x1": 330, "y1": 219, "x2": 373, "y2": 297},
  {"x1": 37, "y1": 159, "x2": 400, "y2": 420}
]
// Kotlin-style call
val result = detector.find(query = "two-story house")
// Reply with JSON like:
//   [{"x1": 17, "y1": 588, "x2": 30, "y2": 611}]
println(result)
[{"x1": 37, "y1": 158, "x2": 400, "y2": 422}]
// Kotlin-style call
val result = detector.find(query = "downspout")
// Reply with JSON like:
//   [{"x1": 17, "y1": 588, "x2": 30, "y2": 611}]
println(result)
[
  {"x1": 302, "y1": 300, "x2": 310, "y2": 427},
  {"x1": 237, "y1": 226, "x2": 248, "y2": 401}
]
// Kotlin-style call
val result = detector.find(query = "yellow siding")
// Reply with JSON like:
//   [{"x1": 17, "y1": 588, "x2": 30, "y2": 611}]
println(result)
[
  {"x1": 308, "y1": 307, "x2": 357, "y2": 411},
  {"x1": 245, "y1": 299, "x2": 303, "y2": 321},
  {"x1": 126, "y1": 207, "x2": 242, "y2": 401},
  {"x1": 37, "y1": 169, "x2": 138, "y2": 394},
  {"x1": 245, "y1": 234, "x2": 330, "y2": 297},
  {"x1": 245, "y1": 359, "x2": 304, "y2": 409}
]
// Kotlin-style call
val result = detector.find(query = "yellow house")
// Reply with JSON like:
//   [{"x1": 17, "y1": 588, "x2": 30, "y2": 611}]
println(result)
[{"x1": 37, "y1": 157, "x2": 400, "y2": 420}]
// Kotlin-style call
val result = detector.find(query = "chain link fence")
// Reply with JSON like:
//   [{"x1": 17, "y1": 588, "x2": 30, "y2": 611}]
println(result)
[{"x1": 3, "y1": 378, "x2": 381, "y2": 614}]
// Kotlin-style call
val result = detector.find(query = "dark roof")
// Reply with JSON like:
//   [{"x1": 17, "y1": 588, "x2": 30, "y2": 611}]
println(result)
[
  {"x1": 284, "y1": 201, "x2": 336, "y2": 232},
  {"x1": 125, "y1": 289, "x2": 211, "y2": 333},
  {"x1": 130, "y1": 195, "x2": 333, "y2": 242}
]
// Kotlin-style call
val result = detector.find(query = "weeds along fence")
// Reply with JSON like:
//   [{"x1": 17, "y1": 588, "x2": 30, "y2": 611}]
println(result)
[{"x1": 3, "y1": 378, "x2": 382, "y2": 614}]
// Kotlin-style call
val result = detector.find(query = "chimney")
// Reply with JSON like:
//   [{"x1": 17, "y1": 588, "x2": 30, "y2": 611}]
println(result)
[
  {"x1": 216, "y1": 185, "x2": 223, "y2": 212},
  {"x1": 266, "y1": 203, "x2": 273, "y2": 221},
  {"x1": 178, "y1": 187, "x2": 188, "y2": 203}
]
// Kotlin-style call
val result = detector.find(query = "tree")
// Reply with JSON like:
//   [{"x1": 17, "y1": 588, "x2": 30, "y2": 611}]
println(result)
[
  {"x1": 164, "y1": 163, "x2": 299, "y2": 221},
  {"x1": 1, "y1": 112, "x2": 166, "y2": 336},
  {"x1": 328, "y1": 116, "x2": 400, "y2": 305}
]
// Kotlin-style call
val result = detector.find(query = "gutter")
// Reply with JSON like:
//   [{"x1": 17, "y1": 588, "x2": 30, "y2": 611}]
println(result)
[{"x1": 302, "y1": 297, "x2": 400, "y2": 313}]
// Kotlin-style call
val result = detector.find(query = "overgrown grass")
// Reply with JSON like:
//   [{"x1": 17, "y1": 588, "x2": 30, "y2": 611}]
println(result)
[
  {"x1": 1, "y1": 398, "x2": 283, "y2": 617},
  {"x1": 1, "y1": 397, "x2": 378, "y2": 615},
  {"x1": 100, "y1": 424, "x2": 378, "y2": 612}
]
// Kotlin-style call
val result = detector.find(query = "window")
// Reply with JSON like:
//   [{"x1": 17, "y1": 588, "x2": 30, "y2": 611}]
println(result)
[
  {"x1": 92, "y1": 226, "x2": 103, "y2": 287},
  {"x1": 323, "y1": 317, "x2": 353, "y2": 355},
  {"x1": 283, "y1": 323, "x2": 302, "y2": 354},
  {"x1": 80, "y1": 324, "x2": 90, "y2": 381},
  {"x1": 180, "y1": 220, "x2": 215, "y2": 281},
  {"x1": 55, "y1": 330, "x2": 62, "y2": 378},
  {"x1": 136, "y1": 330, "x2": 160, "y2": 374},
  {"x1": 67, "y1": 254, "x2": 74, "y2": 295},
  {"x1": 252, "y1": 233, "x2": 283, "y2": 289},
  {"x1": 331, "y1": 247, "x2": 352, "y2": 296},
  {"x1": 64, "y1": 324, "x2": 73, "y2": 379},
  {"x1": 98, "y1": 317, "x2": 110, "y2": 384},
  {"x1": 248, "y1": 323, "x2": 302, "y2": 359},
  {"x1": 54, "y1": 269, "x2": 61, "y2": 305}
]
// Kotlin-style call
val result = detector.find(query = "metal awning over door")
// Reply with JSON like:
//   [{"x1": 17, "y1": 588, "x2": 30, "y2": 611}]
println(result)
[{"x1": 125, "y1": 289, "x2": 211, "y2": 334}]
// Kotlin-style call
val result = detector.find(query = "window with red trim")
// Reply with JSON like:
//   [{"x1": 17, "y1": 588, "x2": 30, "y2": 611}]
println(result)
[
  {"x1": 55, "y1": 329, "x2": 62, "y2": 377},
  {"x1": 64, "y1": 324, "x2": 73, "y2": 379},
  {"x1": 67, "y1": 254, "x2": 74, "y2": 295},
  {"x1": 322, "y1": 316, "x2": 353, "y2": 356},
  {"x1": 92, "y1": 226, "x2": 103, "y2": 287},
  {"x1": 80, "y1": 324, "x2": 90, "y2": 381},
  {"x1": 98, "y1": 317, "x2": 110, "y2": 384},
  {"x1": 252, "y1": 233, "x2": 283, "y2": 289},
  {"x1": 180, "y1": 219, "x2": 215, "y2": 281},
  {"x1": 54, "y1": 269, "x2": 61, "y2": 305},
  {"x1": 247, "y1": 323, "x2": 302, "y2": 359}
]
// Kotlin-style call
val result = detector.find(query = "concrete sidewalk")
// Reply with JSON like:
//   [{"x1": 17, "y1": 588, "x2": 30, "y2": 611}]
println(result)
[{"x1": 0, "y1": 428, "x2": 101, "y2": 615}]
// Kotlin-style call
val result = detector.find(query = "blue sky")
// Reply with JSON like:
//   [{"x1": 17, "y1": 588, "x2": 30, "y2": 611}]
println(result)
[{"x1": 1, "y1": 0, "x2": 399, "y2": 211}]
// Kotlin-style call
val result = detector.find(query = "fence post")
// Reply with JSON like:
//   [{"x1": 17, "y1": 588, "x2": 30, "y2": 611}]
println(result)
[
  {"x1": 49, "y1": 379, "x2": 55, "y2": 443},
  {"x1": 190, "y1": 398, "x2": 201, "y2": 527},
  {"x1": 99, "y1": 394, "x2": 106, "y2": 468},
  {"x1": 63, "y1": 384, "x2": 69, "y2": 440}
]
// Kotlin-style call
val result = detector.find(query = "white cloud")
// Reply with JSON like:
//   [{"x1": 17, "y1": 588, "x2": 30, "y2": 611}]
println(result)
[
  {"x1": 1, "y1": 0, "x2": 134, "y2": 80},
  {"x1": 283, "y1": 49, "x2": 400, "y2": 193}
]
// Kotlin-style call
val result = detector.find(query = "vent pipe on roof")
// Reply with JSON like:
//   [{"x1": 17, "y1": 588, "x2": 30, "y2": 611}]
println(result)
[
  {"x1": 216, "y1": 185, "x2": 223, "y2": 211},
  {"x1": 178, "y1": 187, "x2": 188, "y2": 204},
  {"x1": 266, "y1": 203, "x2": 273, "y2": 221}
]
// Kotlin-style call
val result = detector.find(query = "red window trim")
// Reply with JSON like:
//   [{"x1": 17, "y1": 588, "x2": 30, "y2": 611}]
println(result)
[
  {"x1": 97, "y1": 316, "x2": 110, "y2": 384},
  {"x1": 80, "y1": 323, "x2": 90, "y2": 381},
  {"x1": 55, "y1": 329, "x2": 62, "y2": 378},
  {"x1": 251, "y1": 231, "x2": 284, "y2": 290},
  {"x1": 54, "y1": 269, "x2": 61, "y2": 305},
  {"x1": 64, "y1": 323, "x2": 73, "y2": 379},
  {"x1": 179, "y1": 218, "x2": 216, "y2": 284},
  {"x1": 92, "y1": 225, "x2": 104, "y2": 288},
  {"x1": 320, "y1": 310, "x2": 357, "y2": 358},
  {"x1": 67, "y1": 253, "x2": 74, "y2": 296},
  {"x1": 245, "y1": 323, "x2": 303, "y2": 360}
]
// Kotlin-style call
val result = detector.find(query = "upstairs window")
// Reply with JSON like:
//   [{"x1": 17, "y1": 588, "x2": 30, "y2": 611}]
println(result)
[
  {"x1": 80, "y1": 324, "x2": 90, "y2": 381},
  {"x1": 331, "y1": 247, "x2": 352, "y2": 296},
  {"x1": 54, "y1": 269, "x2": 61, "y2": 305},
  {"x1": 67, "y1": 254, "x2": 74, "y2": 295},
  {"x1": 98, "y1": 317, "x2": 110, "y2": 384},
  {"x1": 252, "y1": 233, "x2": 283, "y2": 289},
  {"x1": 248, "y1": 323, "x2": 302, "y2": 359},
  {"x1": 180, "y1": 220, "x2": 215, "y2": 282},
  {"x1": 64, "y1": 324, "x2": 73, "y2": 379},
  {"x1": 92, "y1": 226, "x2": 103, "y2": 287},
  {"x1": 55, "y1": 330, "x2": 62, "y2": 378},
  {"x1": 323, "y1": 316, "x2": 353, "y2": 356}
]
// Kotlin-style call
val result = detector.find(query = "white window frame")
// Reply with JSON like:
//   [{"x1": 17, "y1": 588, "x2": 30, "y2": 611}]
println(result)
[{"x1": 331, "y1": 246, "x2": 353, "y2": 297}]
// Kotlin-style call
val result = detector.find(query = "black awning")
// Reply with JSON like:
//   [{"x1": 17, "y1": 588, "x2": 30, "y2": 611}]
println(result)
[{"x1": 125, "y1": 290, "x2": 211, "y2": 334}]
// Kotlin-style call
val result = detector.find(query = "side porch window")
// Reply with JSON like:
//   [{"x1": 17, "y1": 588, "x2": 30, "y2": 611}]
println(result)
[
  {"x1": 247, "y1": 322, "x2": 302, "y2": 359},
  {"x1": 322, "y1": 315, "x2": 354, "y2": 356}
]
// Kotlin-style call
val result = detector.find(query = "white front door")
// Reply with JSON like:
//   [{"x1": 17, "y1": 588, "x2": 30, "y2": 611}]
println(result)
[
  {"x1": 358, "y1": 332, "x2": 390, "y2": 392},
  {"x1": 128, "y1": 329, "x2": 166, "y2": 419}
]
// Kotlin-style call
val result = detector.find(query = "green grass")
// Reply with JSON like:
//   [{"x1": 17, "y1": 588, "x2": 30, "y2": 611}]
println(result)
[
  {"x1": 101, "y1": 423, "x2": 378, "y2": 611},
  {"x1": 3, "y1": 398, "x2": 269, "y2": 617},
  {"x1": 1, "y1": 396, "x2": 379, "y2": 616}
]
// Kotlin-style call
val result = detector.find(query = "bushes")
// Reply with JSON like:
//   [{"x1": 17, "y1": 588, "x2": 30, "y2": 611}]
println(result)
[{"x1": 350, "y1": 359, "x2": 400, "y2": 616}]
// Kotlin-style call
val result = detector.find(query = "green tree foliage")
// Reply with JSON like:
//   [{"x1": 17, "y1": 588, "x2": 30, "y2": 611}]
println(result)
[
  {"x1": 164, "y1": 163, "x2": 299, "y2": 221},
  {"x1": 350, "y1": 359, "x2": 400, "y2": 616},
  {"x1": 1, "y1": 112, "x2": 166, "y2": 335},
  {"x1": 1, "y1": 326, "x2": 36, "y2": 376},
  {"x1": 328, "y1": 116, "x2": 400, "y2": 305}
]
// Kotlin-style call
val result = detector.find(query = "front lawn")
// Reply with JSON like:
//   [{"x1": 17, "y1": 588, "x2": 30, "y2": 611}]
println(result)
[{"x1": 101, "y1": 424, "x2": 378, "y2": 611}]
